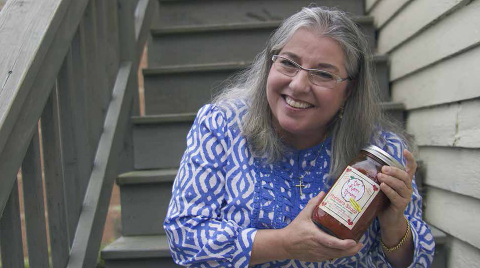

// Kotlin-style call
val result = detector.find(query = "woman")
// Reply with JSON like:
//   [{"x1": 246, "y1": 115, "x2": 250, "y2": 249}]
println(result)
[{"x1": 164, "y1": 6, "x2": 435, "y2": 268}]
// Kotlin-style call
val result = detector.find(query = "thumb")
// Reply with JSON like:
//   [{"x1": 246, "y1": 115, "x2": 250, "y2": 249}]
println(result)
[{"x1": 303, "y1": 191, "x2": 326, "y2": 216}]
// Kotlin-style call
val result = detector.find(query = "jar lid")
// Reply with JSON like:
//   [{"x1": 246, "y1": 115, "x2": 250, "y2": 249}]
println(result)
[{"x1": 362, "y1": 145, "x2": 405, "y2": 171}]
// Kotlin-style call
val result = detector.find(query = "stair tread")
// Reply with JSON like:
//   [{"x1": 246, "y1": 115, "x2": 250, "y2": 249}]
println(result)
[
  {"x1": 118, "y1": 169, "x2": 178, "y2": 185},
  {"x1": 151, "y1": 17, "x2": 373, "y2": 35},
  {"x1": 101, "y1": 235, "x2": 171, "y2": 260},
  {"x1": 132, "y1": 113, "x2": 196, "y2": 124},
  {"x1": 143, "y1": 61, "x2": 250, "y2": 76}
]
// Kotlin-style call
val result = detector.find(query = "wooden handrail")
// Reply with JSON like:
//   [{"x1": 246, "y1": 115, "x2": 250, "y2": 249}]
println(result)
[{"x1": 0, "y1": 0, "x2": 155, "y2": 266}]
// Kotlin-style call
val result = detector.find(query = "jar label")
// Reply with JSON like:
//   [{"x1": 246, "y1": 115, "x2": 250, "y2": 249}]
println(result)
[{"x1": 319, "y1": 166, "x2": 380, "y2": 230}]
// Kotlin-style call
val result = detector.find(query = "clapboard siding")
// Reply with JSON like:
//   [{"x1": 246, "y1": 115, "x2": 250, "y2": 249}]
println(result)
[
  {"x1": 424, "y1": 186, "x2": 480, "y2": 249},
  {"x1": 419, "y1": 147, "x2": 480, "y2": 199},
  {"x1": 368, "y1": 0, "x2": 411, "y2": 29},
  {"x1": 447, "y1": 238, "x2": 480, "y2": 268},
  {"x1": 377, "y1": 0, "x2": 466, "y2": 54},
  {"x1": 407, "y1": 99, "x2": 480, "y2": 148},
  {"x1": 388, "y1": 0, "x2": 480, "y2": 81},
  {"x1": 391, "y1": 44, "x2": 480, "y2": 110},
  {"x1": 365, "y1": 0, "x2": 381, "y2": 12}
]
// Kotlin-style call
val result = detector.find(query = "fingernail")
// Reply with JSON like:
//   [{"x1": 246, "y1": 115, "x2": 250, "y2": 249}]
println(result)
[{"x1": 383, "y1": 166, "x2": 391, "y2": 173}]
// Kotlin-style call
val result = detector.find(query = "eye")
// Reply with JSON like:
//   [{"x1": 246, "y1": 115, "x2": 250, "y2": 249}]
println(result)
[
  {"x1": 311, "y1": 70, "x2": 335, "y2": 81},
  {"x1": 279, "y1": 58, "x2": 297, "y2": 68}
]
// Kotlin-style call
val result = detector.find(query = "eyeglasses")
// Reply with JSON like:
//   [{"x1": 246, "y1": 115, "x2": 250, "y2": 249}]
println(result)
[{"x1": 271, "y1": 55, "x2": 350, "y2": 88}]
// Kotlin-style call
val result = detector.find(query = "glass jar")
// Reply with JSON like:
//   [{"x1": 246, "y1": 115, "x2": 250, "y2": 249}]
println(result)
[{"x1": 311, "y1": 145, "x2": 405, "y2": 241}]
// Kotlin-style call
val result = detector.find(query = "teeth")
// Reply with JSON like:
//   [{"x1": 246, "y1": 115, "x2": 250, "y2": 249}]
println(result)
[{"x1": 285, "y1": 96, "x2": 312, "y2": 109}]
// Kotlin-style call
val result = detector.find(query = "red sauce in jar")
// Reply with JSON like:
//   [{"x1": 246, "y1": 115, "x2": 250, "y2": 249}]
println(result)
[{"x1": 311, "y1": 145, "x2": 405, "y2": 241}]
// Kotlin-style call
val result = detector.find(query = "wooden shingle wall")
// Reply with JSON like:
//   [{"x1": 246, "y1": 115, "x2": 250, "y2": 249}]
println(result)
[{"x1": 367, "y1": 0, "x2": 480, "y2": 266}]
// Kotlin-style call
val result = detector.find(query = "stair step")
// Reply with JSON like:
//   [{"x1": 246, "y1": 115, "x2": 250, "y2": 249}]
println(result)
[
  {"x1": 101, "y1": 227, "x2": 446, "y2": 267},
  {"x1": 132, "y1": 103, "x2": 405, "y2": 170},
  {"x1": 148, "y1": 18, "x2": 375, "y2": 67},
  {"x1": 101, "y1": 235, "x2": 181, "y2": 268},
  {"x1": 156, "y1": 0, "x2": 365, "y2": 28},
  {"x1": 132, "y1": 114, "x2": 195, "y2": 169},
  {"x1": 143, "y1": 62, "x2": 247, "y2": 115},
  {"x1": 117, "y1": 169, "x2": 177, "y2": 235},
  {"x1": 143, "y1": 56, "x2": 390, "y2": 115}
]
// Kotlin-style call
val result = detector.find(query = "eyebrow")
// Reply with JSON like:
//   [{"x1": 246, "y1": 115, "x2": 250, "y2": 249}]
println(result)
[{"x1": 279, "y1": 52, "x2": 340, "y2": 73}]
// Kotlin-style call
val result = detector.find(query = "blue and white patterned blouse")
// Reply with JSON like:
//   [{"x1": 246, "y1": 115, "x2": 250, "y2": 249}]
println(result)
[{"x1": 164, "y1": 102, "x2": 435, "y2": 268}]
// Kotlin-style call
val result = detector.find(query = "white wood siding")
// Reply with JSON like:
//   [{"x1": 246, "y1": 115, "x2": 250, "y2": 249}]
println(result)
[
  {"x1": 368, "y1": 0, "x2": 480, "y2": 266},
  {"x1": 368, "y1": 0, "x2": 411, "y2": 29},
  {"x1": 389, "y1": 0, "x2": 480, "y2": 80},
  {"x1": 447, "y1": 238, "x2": 480, "y2": 268},
  {"x1": 424, "y1": 187, "x2": 480, "y2": 248}
]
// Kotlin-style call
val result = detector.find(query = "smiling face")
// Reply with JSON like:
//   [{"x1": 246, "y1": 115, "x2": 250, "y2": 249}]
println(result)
[{"x1": 266, "y1": 27, "x2": 350, "y2": 149}]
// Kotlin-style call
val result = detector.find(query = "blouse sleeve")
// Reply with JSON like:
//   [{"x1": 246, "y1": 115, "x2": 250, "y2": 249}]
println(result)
[
  {"x1": 164, "y1": 104, "x2": 257, "y2": 268},
  {"x1": 368, "y1": 132, "x2": 436, "y2": 267}
]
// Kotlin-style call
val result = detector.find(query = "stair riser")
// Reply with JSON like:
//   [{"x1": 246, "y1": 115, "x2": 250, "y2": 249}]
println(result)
[
  {"x1": 143, "y1": 60, "x2": 389, "y2": 115},
  {"x1": 105, "y1": 258, "x2": 181, "y2": 268},
  {"x1": 144, "y1": 69, "x2": 235, "y2": 115},
  {"x1": 156, "y1": 0, "x2": 365, "y2": 27},
  {"x1": 120, "y1": 181, "x2": 173, "y2": 236},
  {"x1": 148, "y1": 28, "x2": 274, "y2": 67},
  {"x1": 133, "y1": 121, "x2": 192, "y2": 169},
  {"x1": 148, "y1": 24, "x2": 375, "y2": 67}
]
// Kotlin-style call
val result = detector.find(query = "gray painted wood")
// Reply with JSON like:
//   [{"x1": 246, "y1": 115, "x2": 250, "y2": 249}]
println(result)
[
  {"x1": 102, "y1": 235, "x2": 182, "y2": 268},
  {"x1": 21, "y1": 129, "x2": 50, "y2": 267},
  {"x1": 143, "y1": 63, "x2": 244, "y2": 115},
  {"x1": 84, "y1": 0, "x2": 106, "y2": 157},
  {"x1": 133, "y1": 115, "x2": 195, "y2": 169},
  {"x1": 95, "y1": 0, "x2": 112, "y2": 110},
  {"x1": 104, "y1": 0, "x2": 121, "y2": 92},
  {"x1": 0, "y1": 0, "x2": 73, "y2": 220},
  {"x1": 67, "y1": 62, "x2": 134, "y2": 268},
  {"x1": 156, "y1": 0, "x2": 365, "y2": 27},
  {"x1": 42, "y1": 89, "x2": 70, "y2": 268},
  {"x1": 0, "y1": 180, "x2": 24, "y2": 268},
  {"x1": 71, "y1": 23, "x2": 94, "y2": 203},
  {"x1": 118, "y1": 169, "x2": 177, "y2": 235},
  {"x1": 57, "y1": 48, "x2": 82, "y2": 247},
  {"x1": 148, "y1": 18, "x2": 375, "y2": 67}
]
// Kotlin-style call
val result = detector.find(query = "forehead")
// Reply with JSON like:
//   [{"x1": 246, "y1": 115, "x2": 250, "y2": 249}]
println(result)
[{"x1": 279, "y1": 28, "x2": 346, "y2": 72}]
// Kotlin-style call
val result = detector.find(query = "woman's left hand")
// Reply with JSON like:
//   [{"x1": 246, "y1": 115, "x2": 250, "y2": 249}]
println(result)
[{"x1": 377, "y1": 149, "x2": 417, "y2": 233}]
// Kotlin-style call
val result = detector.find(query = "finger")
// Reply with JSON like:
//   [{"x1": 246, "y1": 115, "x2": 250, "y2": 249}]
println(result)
[
  {"x1": 381, "y1": 166, "x2": 412, "y2": 190},
  {"x1": 378, "y1": 173, "x2": 412, "y2": 199},
  {"x1": 380, "y1": 182, "x2": 409, "y2": 209},
  {"x1": 316, "y1": 234, "x2": 357, "y2": 250},
  {"x1": 323, "y1": 242, "x2": 364, "y2": 260},
  {"x1": 403, "y1": 149, "x2": 417, "y2": 178}
]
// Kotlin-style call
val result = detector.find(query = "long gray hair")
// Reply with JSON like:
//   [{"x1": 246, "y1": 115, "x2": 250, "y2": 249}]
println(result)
[{"x1": 213, "y1": 6, "x2": 408, "y2": 178}]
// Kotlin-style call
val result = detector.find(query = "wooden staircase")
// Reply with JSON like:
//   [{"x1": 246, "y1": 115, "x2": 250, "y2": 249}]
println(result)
[{"x1": 101, "y1": 1, "x2": 445, "y2": 267}]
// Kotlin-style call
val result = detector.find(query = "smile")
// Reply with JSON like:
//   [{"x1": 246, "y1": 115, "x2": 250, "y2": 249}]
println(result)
[{"x1": 284, "y1": 95, "x2": 313, "y2": 109}]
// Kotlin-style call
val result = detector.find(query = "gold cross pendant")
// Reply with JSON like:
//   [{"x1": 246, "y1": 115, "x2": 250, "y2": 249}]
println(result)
[{"x1": 296, "y1": 180, "x2": 306, "y2": 196}]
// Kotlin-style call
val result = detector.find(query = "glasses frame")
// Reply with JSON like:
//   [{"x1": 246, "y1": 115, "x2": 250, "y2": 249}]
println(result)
[{"x1": 271, "y1": 55, "x2": 350, "y2": 86}]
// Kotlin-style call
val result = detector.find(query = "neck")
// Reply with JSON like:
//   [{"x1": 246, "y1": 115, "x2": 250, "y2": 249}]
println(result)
[{"x1": 282, "y1": 130, "x2": 328, "y2": 150}]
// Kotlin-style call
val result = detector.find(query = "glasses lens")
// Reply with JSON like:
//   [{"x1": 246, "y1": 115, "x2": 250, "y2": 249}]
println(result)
[
  {"x1": 309, "y1": 70, "x2": 337, "y2": 87},
  {"x1": 274, "y1": 57, "x2": 298, "y2": 76}
]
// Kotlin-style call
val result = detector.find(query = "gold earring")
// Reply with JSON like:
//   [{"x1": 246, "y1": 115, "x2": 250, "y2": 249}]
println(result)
[{"x1": 339, "y1": 106, "x2": 344, "y2": 119}]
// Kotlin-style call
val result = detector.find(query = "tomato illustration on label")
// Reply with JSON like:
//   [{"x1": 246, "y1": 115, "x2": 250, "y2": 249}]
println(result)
[
  {"x1": 373, "y1": 185, "x2": 378, "y2": 191},
  {"x1": 347, "y1": 219, "x2": 353, "y2": 225}
]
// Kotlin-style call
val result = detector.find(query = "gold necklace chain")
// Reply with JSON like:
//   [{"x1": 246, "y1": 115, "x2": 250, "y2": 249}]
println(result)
[{"x1": 295, "y1": 141, "x2": 325, "y2": 196}]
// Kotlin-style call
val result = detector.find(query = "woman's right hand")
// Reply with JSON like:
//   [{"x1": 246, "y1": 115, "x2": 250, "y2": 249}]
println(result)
[{"x1": 280, "y1": 192, "x2": 364, "y2": 262}]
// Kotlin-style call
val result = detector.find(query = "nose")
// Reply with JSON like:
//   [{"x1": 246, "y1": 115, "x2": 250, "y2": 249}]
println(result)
[{"x1": 289, "y1": 69, "x2": 311, "y2": 93}]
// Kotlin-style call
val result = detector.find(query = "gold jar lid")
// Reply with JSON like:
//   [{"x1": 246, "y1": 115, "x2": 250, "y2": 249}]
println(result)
[{"x1": 362, "y1": 145, "x2": 405, "y2": 171}]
